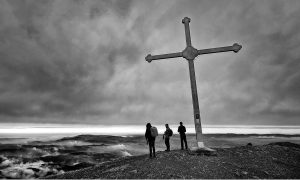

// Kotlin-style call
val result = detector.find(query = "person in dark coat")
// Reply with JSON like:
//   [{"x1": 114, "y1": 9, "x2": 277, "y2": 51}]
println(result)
[
  {"x1": 178, "y1": 122, "x2": 188, "y2": 150},
  {"x1": 145, "y1": 123, "x2": 156, "y2": 158},
  {"x1": 163, "y1": 124, "x2": 172, "y2": 152}
]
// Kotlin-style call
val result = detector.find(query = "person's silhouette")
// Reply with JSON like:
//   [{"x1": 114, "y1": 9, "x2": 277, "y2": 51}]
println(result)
[
  {"x1": 163, "y1": 124, "x2": 172, "y2": 151},
  {"x1": 145, "y1": 123, "x2": 156, "y2": 157},
  {"x1": 178, "y1": 122, "x2": 188, "y2": 150}
]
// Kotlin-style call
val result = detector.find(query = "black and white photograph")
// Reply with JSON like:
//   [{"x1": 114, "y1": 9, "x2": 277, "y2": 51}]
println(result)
[{"x1": 0, "y1": 0, "x2": 300, "y2": 179}]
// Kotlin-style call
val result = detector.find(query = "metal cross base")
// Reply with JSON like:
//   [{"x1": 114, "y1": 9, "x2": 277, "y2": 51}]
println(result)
[
  {"x1": 145, "y1": 17, "x2": 242, "y2": 150},
  {"x1": 189, "y1": 146, "x2": 217, "y2": 156}
]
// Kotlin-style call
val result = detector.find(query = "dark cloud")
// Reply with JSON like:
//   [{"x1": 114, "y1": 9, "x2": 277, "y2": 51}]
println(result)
[{"x1": 0, "y1": 0, "x2": 299, "y2": 125}]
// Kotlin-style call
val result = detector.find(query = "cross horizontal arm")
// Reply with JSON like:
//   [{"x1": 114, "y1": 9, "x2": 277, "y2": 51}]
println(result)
[
  {"x1": 197, "y1": 43, "x2": 242, "y2": 55},
  {"x1": 145, "y1": 52, "x2": 183, "y2": 63}
]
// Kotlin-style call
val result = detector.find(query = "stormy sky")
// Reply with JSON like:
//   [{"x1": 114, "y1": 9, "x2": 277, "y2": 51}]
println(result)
[{"x1": 0, "y1": 0, "x2": 299, "y2": 126}]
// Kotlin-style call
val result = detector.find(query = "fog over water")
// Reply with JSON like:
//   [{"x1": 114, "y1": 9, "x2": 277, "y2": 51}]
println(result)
[{"x1": 1, "y1": 124, "x2": 300, "y2": 141}]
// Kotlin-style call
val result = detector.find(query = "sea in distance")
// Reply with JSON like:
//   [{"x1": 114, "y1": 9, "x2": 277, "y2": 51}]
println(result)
[{"x1": 0, "y1": 123, "x2": 300, "y2": 179}]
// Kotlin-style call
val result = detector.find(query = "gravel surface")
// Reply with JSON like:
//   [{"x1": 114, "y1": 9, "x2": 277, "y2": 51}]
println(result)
[{"x1": 48, "y1": 142, "x2": 300, "y2": 179}]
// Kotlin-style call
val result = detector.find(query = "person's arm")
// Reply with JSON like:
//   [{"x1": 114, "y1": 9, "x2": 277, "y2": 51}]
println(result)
[{"x1": 145, "y1": 131, "x2": 149, "y2": 144}]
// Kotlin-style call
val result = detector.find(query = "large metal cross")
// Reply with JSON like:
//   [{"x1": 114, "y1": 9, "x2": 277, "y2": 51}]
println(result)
[{"x1": 145, "y1": 17, "x2": 242, "y2": 149}]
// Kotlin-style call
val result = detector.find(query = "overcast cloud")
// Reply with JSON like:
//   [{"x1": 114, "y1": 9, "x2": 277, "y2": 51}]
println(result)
[{"x1": 0, "y1": 0, "x2": 299, "y2": 125}]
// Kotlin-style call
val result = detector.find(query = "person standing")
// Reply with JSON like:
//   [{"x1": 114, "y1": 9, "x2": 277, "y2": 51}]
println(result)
[
  {"x1": 178, "y1": 122, "x2": 188, "y2": 150},
  {"x1": 163, "y1": 124, "x2": 173, "y2": 152},
  {"x1": 145, "y1": 123, "x2": 156, "y2": 158}
]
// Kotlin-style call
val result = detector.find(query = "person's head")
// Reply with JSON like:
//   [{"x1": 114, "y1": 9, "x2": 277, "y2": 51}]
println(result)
[
  {"x1": 165, "y1": 124, "x2": 169, "y2": 128},
  {"x1": 180, "y1": 122, "x2": 183, "y2": 125},
  {"x1": 146, "y1": 123, "x2": 151, "y2": 129}
]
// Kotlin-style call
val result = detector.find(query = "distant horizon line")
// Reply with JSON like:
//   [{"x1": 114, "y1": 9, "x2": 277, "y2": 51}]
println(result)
[
  {"x1": 1, "y1": 123, "x2": 300, "y2": 127},
  {"x1": 0, "y1": 123, "x2": 299, "y2": 135}
]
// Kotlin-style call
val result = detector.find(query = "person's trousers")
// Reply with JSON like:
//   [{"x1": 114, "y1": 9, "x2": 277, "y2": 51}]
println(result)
[
  {"x1": 165, "y1": 138, "x2": 170, "y2": 151},
  {"x1": 180, "y1": 134, "x2": 188, "y2": 149},
  {"x1": 148, "y1": 140, "x2": 155, "y2": 157}
]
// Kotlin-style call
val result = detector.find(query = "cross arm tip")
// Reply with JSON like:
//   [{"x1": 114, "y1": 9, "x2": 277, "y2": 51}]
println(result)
[
  {"x1": 232, "y1": 43, "x2": 242, "y2": 53},
  {"x1": 182, "y1": 17, "x2": 191, "y2": 24},
  {"x1": 145, "y1": 54, "x2": 152, "y2": 63}
]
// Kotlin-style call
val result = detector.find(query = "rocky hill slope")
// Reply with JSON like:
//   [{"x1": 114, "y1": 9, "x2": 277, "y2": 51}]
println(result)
[{"x1": 48, "y1": 142, "x2": 300, "y2": 179}]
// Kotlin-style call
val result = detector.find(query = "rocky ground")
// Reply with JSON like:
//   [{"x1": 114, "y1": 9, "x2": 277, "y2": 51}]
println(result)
[{"x1": 48, "y1": 142, "x2": 300, "y2": 179}]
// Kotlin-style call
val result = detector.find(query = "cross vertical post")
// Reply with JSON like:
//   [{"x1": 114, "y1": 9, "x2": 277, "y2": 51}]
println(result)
[
  {"x1": 188, "y1": 59, "x2": 204, "y2": 147},
  {"x1": 182, "y1": 17, "x2": 204, "y2": 147},
  {"x1": 145, "y1": 17, "x2": 242, "y2": 151}
]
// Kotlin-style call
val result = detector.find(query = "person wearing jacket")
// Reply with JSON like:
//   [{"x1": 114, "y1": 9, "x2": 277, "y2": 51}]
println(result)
[
  {"x1": 178, "y1": 122, "x2": 188, "y2": 150},
  {"x1": 145, "y1": 123, "x2": 156, "y2": 158},
  {"x1": 163, "y1": 124, "x2": 172, "y2": 152}
]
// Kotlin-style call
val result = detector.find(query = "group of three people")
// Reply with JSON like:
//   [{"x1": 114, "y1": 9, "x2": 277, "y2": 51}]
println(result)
[{"x1": 145, "y1": 122, "x2": 188, "y2": 158}]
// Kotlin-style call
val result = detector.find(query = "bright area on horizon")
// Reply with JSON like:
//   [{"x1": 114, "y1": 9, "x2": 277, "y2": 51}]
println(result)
[
  {"x1": 0, "y1": 0, "x2": 299, "y2": 127},
  {"x1": 0, "y1": 123, "x2": 300, "y2": 135}
]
